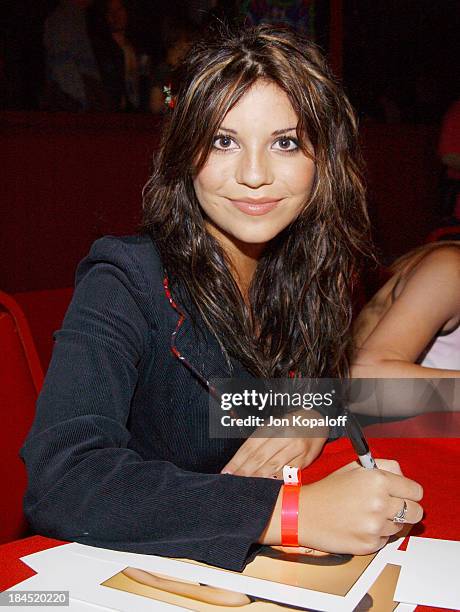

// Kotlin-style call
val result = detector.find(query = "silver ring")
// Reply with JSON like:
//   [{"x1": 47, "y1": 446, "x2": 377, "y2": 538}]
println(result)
[{"x1": 393, "y1": 500, "x2": 408, "y2": 523}]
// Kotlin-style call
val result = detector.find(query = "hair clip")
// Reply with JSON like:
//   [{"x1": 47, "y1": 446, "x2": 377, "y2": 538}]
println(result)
[{"x1": 163, "y1": 83, "x2": 175, "y2": 109}]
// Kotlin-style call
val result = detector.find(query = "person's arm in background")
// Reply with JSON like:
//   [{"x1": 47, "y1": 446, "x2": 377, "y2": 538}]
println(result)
[{"x1": 351, "y1": 247, "x2": 460, "y2": 380}]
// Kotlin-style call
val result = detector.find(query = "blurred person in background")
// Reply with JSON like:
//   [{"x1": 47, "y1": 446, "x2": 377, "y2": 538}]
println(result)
[
  {"x1": 353, "y1": 242, "x2": 460, "y2": 378},
  {"x1": 351, "y1": 240, "x2": 460, "y2": 418},
  {"x1": 149, "y1": 19, "x2": 196, "y2": 115},
  {"x1": 42, "y1": 0, "x2": 102, "y2": 111},
  {"x1": 87, "y1": 0, "x2": 141, "y2": 111},
  {"x1": 351, "y1": 242, "x2": 460, "y2": 417}
]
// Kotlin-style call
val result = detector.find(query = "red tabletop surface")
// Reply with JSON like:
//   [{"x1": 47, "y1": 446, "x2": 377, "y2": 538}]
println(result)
[{"x1": 1, "y1": 431, "x2": 459, "y2": 611}]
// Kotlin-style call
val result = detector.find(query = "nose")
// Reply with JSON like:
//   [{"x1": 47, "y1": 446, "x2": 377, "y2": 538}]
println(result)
[{"x1": 235, "y1": 148, "x2": 274, "y2": 189}]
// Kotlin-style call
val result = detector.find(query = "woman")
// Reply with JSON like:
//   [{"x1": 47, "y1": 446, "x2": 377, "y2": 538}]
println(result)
[
  {"x1": 353, "y1": 242, "x2": 460, "y2": 377},
  {"x1": 351, "y1": 242, "x2": 460, "y2": 416},
  {"x1": 87, "y1": 0, "x2": 140, "y2": 111},
  {"x1": 21, "y1": 24, "x2": 423, "y2": 572},
  {"x1": 149, "y1": 20, "x2": 196, "y2": 114}
]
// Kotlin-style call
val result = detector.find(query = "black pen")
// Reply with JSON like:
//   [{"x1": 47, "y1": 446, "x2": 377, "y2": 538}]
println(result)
[{"x1": 343, "y1": 408, "x2": 377, "y2": 469}]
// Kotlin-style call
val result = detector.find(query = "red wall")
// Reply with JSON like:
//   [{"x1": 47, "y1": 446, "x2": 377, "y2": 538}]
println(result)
[
  {"x1": 1, "y1": 112, "x2": 161, "y2": 292},
  {"x1": 1, "y1": 112, "x2": 442, "y2": 292}
]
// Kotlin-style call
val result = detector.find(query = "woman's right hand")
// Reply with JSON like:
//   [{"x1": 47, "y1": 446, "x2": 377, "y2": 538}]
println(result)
[{"x1": 298, "y1": 459, "x2": 423, "y2": 555}]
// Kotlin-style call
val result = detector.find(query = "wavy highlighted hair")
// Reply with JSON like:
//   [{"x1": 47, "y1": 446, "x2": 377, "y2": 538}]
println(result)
[{"x1": 143, "y1": 23, "x2": 371, "y2": 378}]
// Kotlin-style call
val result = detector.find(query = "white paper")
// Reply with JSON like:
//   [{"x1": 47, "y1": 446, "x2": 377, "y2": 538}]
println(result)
[
  {"x1": 18, "y1": 537, "x2": 408, "y2": 612},
  {"x1": 394, "y1": 537, "x2": 460, "y2": 610},
  {"x1": 13, "y1": 547, "x2": 186, "y2": 611}
]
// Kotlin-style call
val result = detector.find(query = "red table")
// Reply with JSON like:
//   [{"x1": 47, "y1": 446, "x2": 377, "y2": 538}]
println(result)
[{"x1": 1, "y1": 430, "x2": 459, "y2": 611}]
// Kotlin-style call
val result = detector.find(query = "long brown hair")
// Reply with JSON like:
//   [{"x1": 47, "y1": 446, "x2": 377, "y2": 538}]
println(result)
[{"x1": 142, "y1": 23, "x2": 371, "y2": 378}]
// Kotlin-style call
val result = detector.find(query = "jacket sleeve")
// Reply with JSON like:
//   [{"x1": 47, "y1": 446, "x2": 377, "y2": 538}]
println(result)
[{"x1": 21, "y1": 237, "x2": 282, "y2": 571}]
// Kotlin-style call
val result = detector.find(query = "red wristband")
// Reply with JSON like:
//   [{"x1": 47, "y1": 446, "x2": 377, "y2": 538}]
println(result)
[{"x1": 281, "y1": 466, "x2": 302, "y2": 546}]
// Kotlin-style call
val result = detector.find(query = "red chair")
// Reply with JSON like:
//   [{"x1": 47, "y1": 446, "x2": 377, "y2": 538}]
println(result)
[
  {"x1": 13, "y1": 287, "x2": 74, "y2": 371},
  {"x1": 0, "y1": 291, "x2": 43, "y2": 543}
]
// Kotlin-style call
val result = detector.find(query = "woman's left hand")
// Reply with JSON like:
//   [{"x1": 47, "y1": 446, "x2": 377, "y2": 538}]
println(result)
[{"x1": 220, "y1": 410, "x2": 328, "y2": 478}]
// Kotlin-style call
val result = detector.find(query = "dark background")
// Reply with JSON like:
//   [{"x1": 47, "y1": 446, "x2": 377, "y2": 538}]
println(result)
[
  {"x1": 1, "y1": 1, "x2": 459, "y2": 295},
  {"x1": 1, "y1": 1, "x2": 459, "y2": 121},
  {"x1": 343, "y1": 0, "x2": 459, "y2": 124}
]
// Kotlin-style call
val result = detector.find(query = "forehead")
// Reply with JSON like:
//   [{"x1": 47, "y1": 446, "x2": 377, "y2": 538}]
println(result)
[{"x1": 221, "y1": 80, "x2": 298, "y2": 131}]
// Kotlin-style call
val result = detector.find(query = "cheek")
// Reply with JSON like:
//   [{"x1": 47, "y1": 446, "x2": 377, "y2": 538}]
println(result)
[
  {"x1": 194, "y1": 161, "x2": 227, "y2": 198},
  {"x1": 283, "y1": 159, "x2": 316, "y2": 195}
]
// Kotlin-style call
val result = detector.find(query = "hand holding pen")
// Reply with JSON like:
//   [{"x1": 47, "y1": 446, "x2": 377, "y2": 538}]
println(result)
[
  {"x1": 343, "y1": 407, "x2": 424, "y2": 527},
  {"x1": 343, "y1": 408, "x2": 377, "y2": 469},
  {"x1": 259, "y1": 406, "x2": 424, "y2": 556}
]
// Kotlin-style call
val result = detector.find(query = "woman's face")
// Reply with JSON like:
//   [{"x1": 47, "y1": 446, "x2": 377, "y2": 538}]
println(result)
[{"x1": 193, "y1": 80, "x2": 315, "y2": 252}]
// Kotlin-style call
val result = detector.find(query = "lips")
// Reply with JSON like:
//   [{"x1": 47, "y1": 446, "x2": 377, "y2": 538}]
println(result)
[{"x1": 230, "y1": 199, "x2": 282, "y2": 216}]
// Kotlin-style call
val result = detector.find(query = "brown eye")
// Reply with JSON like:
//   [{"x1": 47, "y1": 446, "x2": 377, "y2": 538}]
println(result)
[
  {"x1": 213, "y1": 135, "x2": 237, "y2": 150},
  {"x1": 273, "y1": 137, "x2": 299, "y2": 152}
]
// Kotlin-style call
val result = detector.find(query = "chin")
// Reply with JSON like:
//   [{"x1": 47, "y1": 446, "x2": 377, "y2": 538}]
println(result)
[{"x1": 228, "y1": 226, "x2": 286, "y2": 246}]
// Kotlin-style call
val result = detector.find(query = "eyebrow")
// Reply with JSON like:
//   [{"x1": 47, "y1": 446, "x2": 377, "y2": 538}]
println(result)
[{"x1": 219, "y1": 126, "x2": 297, "y2": 136}]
